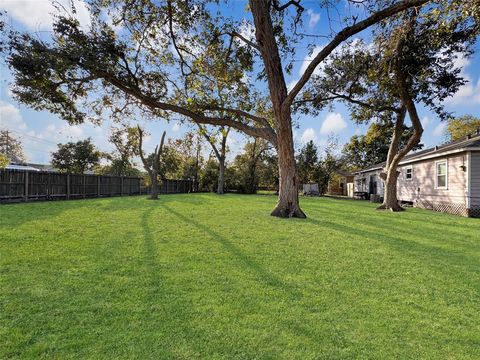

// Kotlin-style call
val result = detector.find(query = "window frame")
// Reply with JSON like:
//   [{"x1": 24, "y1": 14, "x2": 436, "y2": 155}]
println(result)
[
  {"x1": 435, "y1": 159, "x2": 448, "y2": 190},
  {"x1": 405, "y1": 166, "x2": 413, "y2": 181}
]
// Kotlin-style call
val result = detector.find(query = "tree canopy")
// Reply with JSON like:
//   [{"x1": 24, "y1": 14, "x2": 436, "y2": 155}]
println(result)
[
  {"x1": 446, "y1": 114, "x2": 480, "y2": 141},
  {"x1": 5, "y1": 0, "x2": 466, "y2": 217},
  {"x1": 342, "y1": 122, "x2": 424, "y2": 171},
  {"x1": 51, "y1": 138, "x2": 102, "y2": 174},
  {"x1": 0, "y1": 130, "x2": 26, "y2": 163}
]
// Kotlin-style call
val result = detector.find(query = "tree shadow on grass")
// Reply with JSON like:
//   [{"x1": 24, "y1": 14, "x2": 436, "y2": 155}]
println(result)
[
  {"x1": 307, "y1": 203, "x2": 480, "y2": 252},
  {"x1": 307, "y1": 197, "x2": 480, "y2": 228},
  {"x1": 139, "y1": 204, "x2": 315, "y2": 357},
  {"x1": 306, "y1": 216, "x2": 480, "y2": 280},
  {"x1": 158, "y1": 203, "x2": 342, "y2": 352},
  {"x1": 137, "y1": 205, "x2": 209, "y2": 357},
  {"x1": 160, "y1": 203, "x2": 288, "y2": 291}
]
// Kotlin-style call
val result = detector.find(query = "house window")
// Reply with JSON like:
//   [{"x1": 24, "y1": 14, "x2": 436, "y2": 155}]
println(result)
[
  {"x1": 436, "y1": 160, "x2": 448, "y2": 189},
  {"x1": 405, "y1": 166, "x2": 413, "y2": 181}
]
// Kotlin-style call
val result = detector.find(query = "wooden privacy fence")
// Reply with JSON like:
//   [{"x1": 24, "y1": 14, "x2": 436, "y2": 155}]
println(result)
[{"x1": 0, "y1": 169, "x2": 195, "y2": 203}]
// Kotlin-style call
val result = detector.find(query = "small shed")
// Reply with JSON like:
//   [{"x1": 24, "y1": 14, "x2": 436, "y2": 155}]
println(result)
[{"x1": 328, "y1": 170, "x2": 354, "y2": 197}]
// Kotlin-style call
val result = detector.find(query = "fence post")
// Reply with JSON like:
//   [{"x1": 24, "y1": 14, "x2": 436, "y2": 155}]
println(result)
[
  {"x1": 121, "y1": 176, "x2": 124, "y2": 196},
  {"x1": 24, "y1": 171, "x2": 29, "y2": 202},
  {"x1": 47, "y1": 172, "x2": 51, "y2": 198},
  {"x1": 97, "y1": 176, "x2": 101, "y2": 197},
  {"x1": 83, "y1": 175, "x2": 86, "y2": 198},
  {"x1": 67, "y1": 174, "x2": 70, "y2": 200}
]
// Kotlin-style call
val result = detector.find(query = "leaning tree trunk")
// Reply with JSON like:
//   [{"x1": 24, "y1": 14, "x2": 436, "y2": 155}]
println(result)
[
  {"x1": 378, "y1": 109, "x2": 406, "y2": 211},
  {"x1": 378, "y1": 22, "x2": 423, "y2": 212},
  {"x1": 217, "y1": 159, "x2": 225, "y2": 195},
  {"x1": 378, "y1": 167, "x2": 403, "y2": 211},
  {"x1": 270, "y1": 112, "x2": 306, "y2": 218}
]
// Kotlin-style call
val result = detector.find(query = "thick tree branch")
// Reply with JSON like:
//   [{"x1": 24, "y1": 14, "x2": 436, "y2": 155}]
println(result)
[
  {"x1": 285, "y1": 0, "x2": 429, "y2": 105},
  {"x1": 295, "y1": 91, "x2": 401, "y2": 113},
  {"x1": 96, "y1": 72, "x2": 278, "y2": 146},
  {"x1": 272, "y1": 0, "x2": 304, "y2": 12}
]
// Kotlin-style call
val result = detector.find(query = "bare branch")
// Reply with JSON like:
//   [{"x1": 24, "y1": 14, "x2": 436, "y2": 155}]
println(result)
[
  {"x1": 229, "y1": 31, "x2": 260, "y2": 51},
  {"x1": 137, "y1": 125, "x2": 153, "y2": 178}
]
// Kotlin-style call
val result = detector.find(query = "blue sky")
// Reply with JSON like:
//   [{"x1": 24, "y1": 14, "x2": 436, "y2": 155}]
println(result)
[{"x1": 1, "y1": 0, "x2": 480, "y2": 165}]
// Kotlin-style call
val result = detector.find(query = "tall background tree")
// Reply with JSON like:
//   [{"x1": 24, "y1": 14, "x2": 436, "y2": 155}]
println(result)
[
  {"x1": 198, "y1": 125, "x2": 230, "y2": 194},
  {"x1": 227, "y1": 138, "x2": 271, "y2": 194},
  {"x1": 137, "y1": 127, "x2": 166, "y2": 200},
  {"x1": 0, "y1": 130, "x2": 25, "y2": 163},
  {"x1": 95, "y1": 127, "x2": 142, "y2": 176},
  {"x1": 4, "y1": 0, "x2": 430, "y2": 218},
  {"x1": 297, "y1": 141, "x2": 319, "y2": 185},
  {"x1": 446, "y1": 114, "x2": 480, "y2": 141},
  {"x1": 51, "y1": 138, "x2": 101, "y2": 173},
  {"x1": 342, "y1": 122, "x2": 424, "y2": 171}
]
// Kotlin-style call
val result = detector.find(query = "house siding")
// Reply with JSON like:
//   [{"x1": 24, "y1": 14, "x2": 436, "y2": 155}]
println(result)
[
  {"x1": 353, "y1": 151, "x2": 479, "y2": 217},
  {"x1": 354, "y1": 169, "x2": 384, "y2": 196},
  {"x1": 396, "y1": 153, "x2": 468, "y2": 210},
  {"x1": 470, "y1": 152, "x2": 480, "y2": 208}
]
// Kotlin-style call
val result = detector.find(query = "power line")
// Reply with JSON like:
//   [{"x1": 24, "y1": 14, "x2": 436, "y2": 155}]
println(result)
[{"x1": 4, "y1": 128, "x2": 59, "y2": 145}]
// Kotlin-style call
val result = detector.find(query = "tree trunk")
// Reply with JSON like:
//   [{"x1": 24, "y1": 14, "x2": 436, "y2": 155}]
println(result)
[
  {"x1": 149, "y1": 172, "x2": 159, "y2": 200},
  {"x1": 270, "y1": 112, "x2": 306, "y2": 218},
  {"x1": 250, "y1": 0, "x2": 305, "y2": 218},
  {"x1": 378, "y1": 169, "x2": 403, "y2": 211},
  {"x1": 378, "y1": 109, "x2": 405, "y2": 211},
  {"x1": 378, "y1": 27, "x2": 423, "y2": 212},
  {"x1": 217, "y1": 159, "x2": 225, "y2": 195}
]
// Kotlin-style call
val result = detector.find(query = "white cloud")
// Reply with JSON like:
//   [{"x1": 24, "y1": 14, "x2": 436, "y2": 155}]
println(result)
[
  {"x1": 445, "y1": 78, "x2": 480, "y2": 105},
  {"x1": 320, "y1": 112, "x2": 347, "y2": 135},
  {"x1": 0, "y1": 100, "x2": 27, "y2": 131},
  {"x1": 298, "y1": 39, "x2": 365, "y2": 77},
  {"x1": 452, "y1": 52, "x2": 470, "y2": 72},
  {"x1": 171, "y1": 122, "x2": 181, "y2": 132},
  {"x1": 2, "y1": 0, "x2": 91, "y2": 31},
  {"x1": 306, "y1": 9, "x2": 320, "y2": 29},
  {"x1": 445, "y1": 52, "x2": 480, "y2": 105},
  {"x1": 421, "y1": 116, "x2": 432, "y2": 128},
  {"x1": 433, "y1": 122, "x2": 447, "y2": 137},
  {"x1": 299, "y1": 46, "x2": 324, "y2": 76},
  {"x1": 300, "y1": 128, "x2": 317, "y2": 144}
]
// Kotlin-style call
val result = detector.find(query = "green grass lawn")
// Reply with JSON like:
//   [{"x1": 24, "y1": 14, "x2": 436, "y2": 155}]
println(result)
[{"x1": 1, "y1": 194, "x2": 479, "y2": 359}]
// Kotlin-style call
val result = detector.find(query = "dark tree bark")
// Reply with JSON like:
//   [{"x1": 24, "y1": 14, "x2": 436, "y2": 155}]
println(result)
[
  {"x1": 138, "y1": 127, "x2": 166, "y2": 200},
  {"x1": 217, "y1": 159, "x2": 225, "y2": 194},
  {"x1": 250, "y1": 0, "x2": 305, "y2": 218}
]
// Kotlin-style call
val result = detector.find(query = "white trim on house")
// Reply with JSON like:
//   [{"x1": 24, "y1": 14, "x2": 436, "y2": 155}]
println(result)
[{"x1": 435, "y1": 159, "x2": 448, "y2": 190}]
